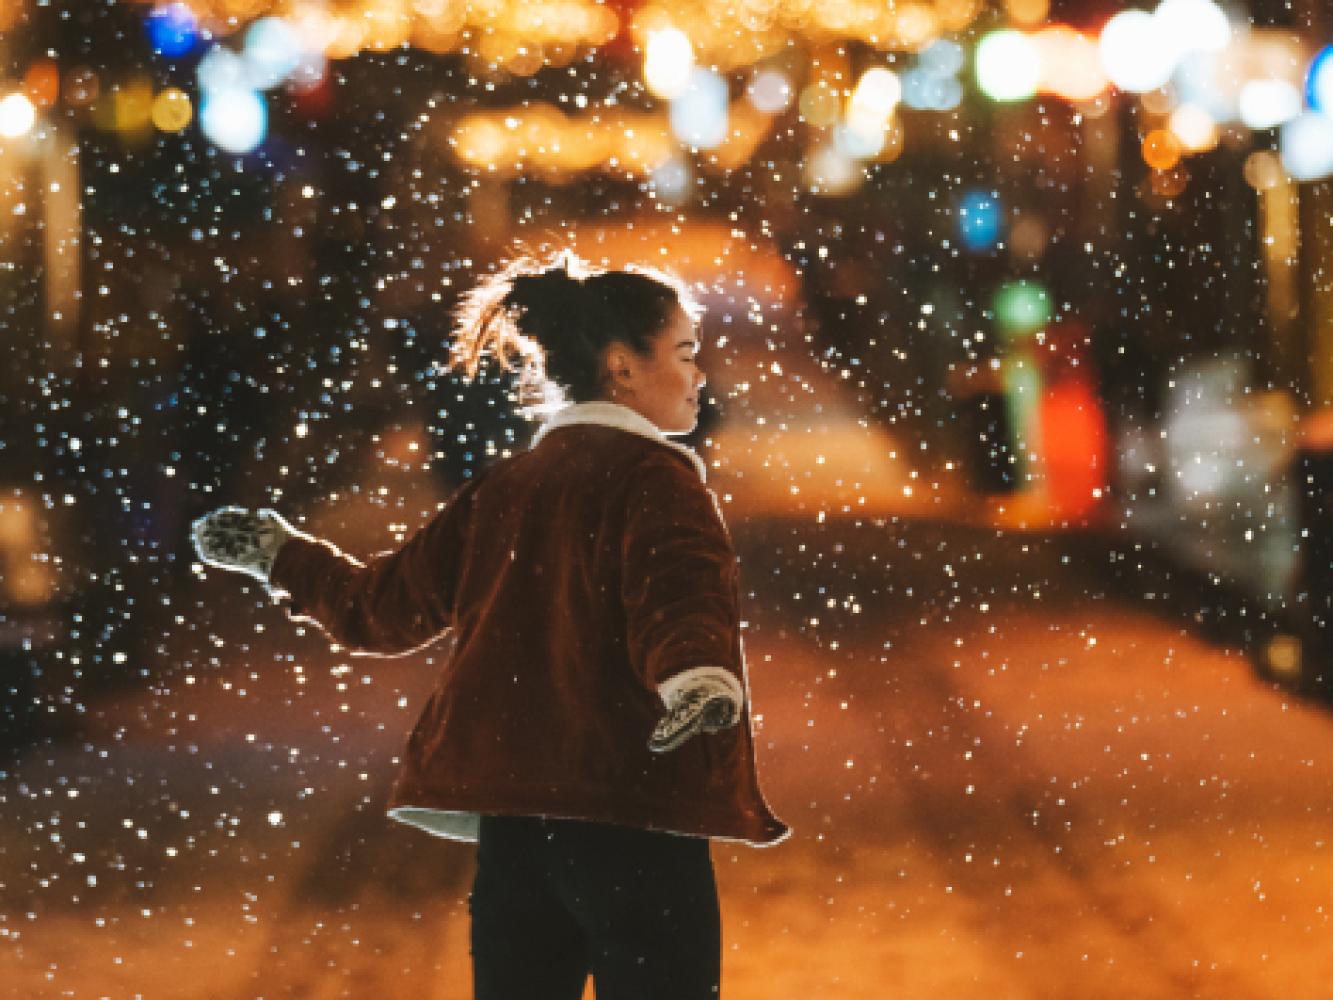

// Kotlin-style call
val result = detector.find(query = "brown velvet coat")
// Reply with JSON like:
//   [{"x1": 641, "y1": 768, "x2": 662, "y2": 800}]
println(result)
[{"x1": 269, "y1": 403, "x2": 788, "y2": 846}]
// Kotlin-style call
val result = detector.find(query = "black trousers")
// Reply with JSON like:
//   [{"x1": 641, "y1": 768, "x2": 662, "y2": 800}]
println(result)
[{"x1": 469, "y1": 815, "x2": 721, "y2": 999}]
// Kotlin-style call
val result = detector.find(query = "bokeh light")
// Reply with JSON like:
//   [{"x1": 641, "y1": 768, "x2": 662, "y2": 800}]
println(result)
[
  {"x1": 1142, "y1": 128, "x2": 1183, "y2": 171},
  {"x1": 902, "y1": 71, "x2": 963, "y2": 111},
  {"x1": 804, "y1": 143, "x2": 860, "y2": 196},
  {"x1": 1174, "y1": 50, "x2": 1235, "y2": 123},
  {"x1": 957, "y1": 189, "x2": 1002, "y2": 252},
  {"x1": 1098, "y1": 10, "x2": 1176, "y2": 94},
  {"x1": 903, "y1": 40, "x2": 964, "y2": 111},
  {"x1": 244, "y1": 17, "x2": 303, "y2": 91},
  {"x1": 920, "y1": 40, "x2": 965, "y2": 78},
  {"x1": 1243, "y1": 149, "x2": 1285, "y2": 190},
  {"x1": 1305, "y1": 46, "x2": 1333, "y2": 116},
  {"x1": 1238, "y1": 79, "x2": 1302, "y2": 130},
  {"x1": 197, "y1": 46, "x2": 248, "y2": 95},
  {"x1": 1153, "y1": 0, "x2": 1231, "y2": 54},
  {"x1": 1034, "y1": 26, "x2": 1107, "y2": 102},
  {"x1": 644, "y1": 28, "x2": 694, "y2": 100},
  {"x1": 649, "y1": 156, "x2": 691, "y2": 202},
  {"x1": 199, "y1": 87, "x2": 267, "y2": 154},
  {"x1": 747, "y1": 68, "x2": 792, "y2": 113},
  {"x1": 975, "y1": 30, "x2": 1040, "y2": 103},
  {"x1": 798, "y1": 81, "x2": 841, "y2": 127},
  {"x1": 834, "y1": 121, "x2": 885, "y2": 160},
  {"x1": 64, "y1": 66, "x2": 100, "y2": 107},
  {"x1": 844, "y1": 67, "x2": 900, "y2": 153},
  {"x1": 22, "y1": 60, "x2": 59, "y2": 109},
  {"x1": 1004, "y1": 0, "x2": 1049, "y2": 26},
  {"x1": 151, "y1": 87, "x2": 194, "y2": 133},
  {"x1": 1279, "y1": 111, "x2": 1333, "y2": 181},
  {"x1": 146, "y1": 3, "x2": 200, "y2": 58},
  {"x1": 1009, "y1": 214, "x2": 1047, "y2": 259},
  {"x1": 1169, "y1": 103, "x2": 1219, "y2": 152},
  {"x1": 848, "y1": 68, "x2": 901, "y2": 124},
  {"x1": 669, "y1": 68, "x2": 728, "y2": 149},
  {"x1": 994, "y1": 280, "x2": 1052, "y2": 333},
  {"x1": 0, "y1": 92, "x2": 36, "y2": 138},
  {"x1": 110, "y1": 79, "x2": 155, "y2": 135}
]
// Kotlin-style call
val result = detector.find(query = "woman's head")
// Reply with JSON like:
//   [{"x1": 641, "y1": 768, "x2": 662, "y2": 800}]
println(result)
[{"x1": 448, "y1": 251, "x2": 705, "y2": 433}]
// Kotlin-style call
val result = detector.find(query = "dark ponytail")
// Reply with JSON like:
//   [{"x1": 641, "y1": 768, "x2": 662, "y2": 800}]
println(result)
[{"x1": 447, "y1": 250, "x2": 696, "y2": 409}]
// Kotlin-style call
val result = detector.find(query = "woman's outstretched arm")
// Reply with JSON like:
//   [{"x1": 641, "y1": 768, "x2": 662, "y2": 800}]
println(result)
[{"x1": 192, "y1": 477, "x2": 481, "y2": 656}]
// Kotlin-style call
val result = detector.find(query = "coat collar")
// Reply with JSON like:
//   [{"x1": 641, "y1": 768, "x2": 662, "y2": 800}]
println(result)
[{"x1": 530, "y1": 401, "x2": 708, "y2": 483}]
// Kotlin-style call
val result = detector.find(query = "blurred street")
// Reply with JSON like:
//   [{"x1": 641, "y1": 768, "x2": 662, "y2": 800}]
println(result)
[
  {"x1": 6, "y1": 502, "x2": 1333, "y2": 999},
  {"x1": 5, "y1": 0, "x2": 1333, "y2": 996}
]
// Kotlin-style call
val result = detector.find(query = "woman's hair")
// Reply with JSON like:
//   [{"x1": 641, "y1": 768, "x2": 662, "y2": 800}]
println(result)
[{"x1": 447, "y1": 250, "x2": 699, "y2": 410}]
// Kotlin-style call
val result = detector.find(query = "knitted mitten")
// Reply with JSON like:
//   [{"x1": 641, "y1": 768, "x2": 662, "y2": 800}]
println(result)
[
  {"x1": 648, "y1": 672, "x2": 742, "y2": 753},
  {"x1": 190, "y1": 506, "x2": 305, "y2": 583}
]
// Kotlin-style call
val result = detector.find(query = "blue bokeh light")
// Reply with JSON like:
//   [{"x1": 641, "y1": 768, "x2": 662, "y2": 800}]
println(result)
[
  {"x1": 146, "y1": 3, "x2": 200, "y2": 58},
  {"x1": 1308, "y1": 45, "x2": 1333, "y2": 116},
  {"x1": 958, "y1": 189, "x2": 1003, "y2": 252}
]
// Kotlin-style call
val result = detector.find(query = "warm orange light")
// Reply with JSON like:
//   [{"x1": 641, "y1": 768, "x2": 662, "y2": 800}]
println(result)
[
  {"x1": 23, "y1": 60, "x2": 59, "y2": 109},
  {"x1": 1004, "y1": 0, "x2": 1048, "y2": 26},
  {"x1": 451, "y1": 105, "x2": 683, "y2": 178},
  {"x1": 151, "y1": 87, "x2": 193, "y2": 132},
  {"x1": 1141, "y1": 128, "x2": 1182, "y2": 171},
  {"x1": 1243, "y1": 149, "x2": 1284, "y2": 190}
]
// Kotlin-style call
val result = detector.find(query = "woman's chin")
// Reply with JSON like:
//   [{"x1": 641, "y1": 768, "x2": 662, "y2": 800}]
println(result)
[{"x1": 661, "y1": 413, "x2": 698, "y2": 436}]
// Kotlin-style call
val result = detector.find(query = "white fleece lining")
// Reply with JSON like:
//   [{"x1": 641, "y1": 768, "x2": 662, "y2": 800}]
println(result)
[
  {"x1": 529, "y1": 401, "x2": 708, "y2": 483},
  {"x1": 388, "y1": 806, "x2": 480, "y2": 843},
  {"x1": 386, "y1": 805, "x2": 790, "y2": 848},
  {"x1": 658, "y1": 665, "x2": 746, "y2": 710}
]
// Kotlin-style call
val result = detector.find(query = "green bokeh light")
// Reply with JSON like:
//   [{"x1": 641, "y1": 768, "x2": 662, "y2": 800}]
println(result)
[{"x1": 994, "y1": 281, "x2": 1052, "y2": 333}]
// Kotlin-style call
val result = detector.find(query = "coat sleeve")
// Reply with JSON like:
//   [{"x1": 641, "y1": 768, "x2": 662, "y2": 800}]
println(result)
[
  {"x1": 268, "y1": 477, "x2": 481, "y2": 656},
  {"x1": 620, "y1": 454, "x2": 743, "y2": 695}
]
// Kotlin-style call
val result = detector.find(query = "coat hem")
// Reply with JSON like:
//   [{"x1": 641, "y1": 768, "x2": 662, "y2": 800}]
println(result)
[{"x1": 386, "y1": 787, "x2": 790, "y2": 848}]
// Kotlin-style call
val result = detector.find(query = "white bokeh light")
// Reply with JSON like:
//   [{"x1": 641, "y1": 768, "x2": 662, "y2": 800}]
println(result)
[
  {"x1": 746, "y1": 69, "x2": 791, "y2": 113},
  {"x1": 644, "y1": 29, "x2": 694, "y2": 100},
  {"x1": 669, "y1": 68, "x2": 728, "y2": 149},
  {"x1": 0, "y1": 93, "x2": 36, "y2": 138},
  {"x1": 834, "y1": 120, "x2": 885, "y2": 160},
  {"x1": 1099, "y1": 10, "x2": 1177, "y2": 94},
  {"x1": 1169, "y1": 102, "x2": 1219, "y2": 151},
  {"x1": 1154, "y1": 0, "x2": 1232, "y2": 55},
  {"x1": 804, "y1": 143, "x2": 860, "y2": 196},
  {"x1": 197, "y1": 46, "x2": 248, "y2": 94},
  {"x1": 848, "y1": 68, "x2": 901, "y2": 123},
  {"x1": 1174, "y1": 50, "x2": 1236, "y2": 122},
  {"x1": 1280, "y1": 112, "x2": 1333, "y2": 181},
  {"x1": 1238, "y1": 79, "x2": 1302, "y2": 130},
  {"x1": 200, "y1": 87, "x2": 268, "y2": 154},
  {"x1": 975, "y1": 30, "x2": 1041, "y2": 102},
  {"x1": 243, "y1": 17, "x2": 303, "y2": 90}
]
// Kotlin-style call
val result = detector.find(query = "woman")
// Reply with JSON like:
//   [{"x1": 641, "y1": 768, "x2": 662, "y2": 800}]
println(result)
[{"x1": 191, "y1": 251, "x2": 789, "y2": 999}]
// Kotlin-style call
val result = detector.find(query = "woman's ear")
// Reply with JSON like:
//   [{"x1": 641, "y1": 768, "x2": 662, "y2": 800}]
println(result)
[{"x1": 602, "y1": 342, "x2": 635, "y2": 395}]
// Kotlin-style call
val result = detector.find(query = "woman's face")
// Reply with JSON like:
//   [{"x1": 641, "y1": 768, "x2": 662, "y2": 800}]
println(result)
[{"x1": 605, "y1": 308, "x2": 706, "y2": 435}]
